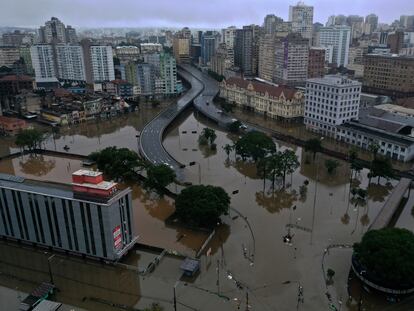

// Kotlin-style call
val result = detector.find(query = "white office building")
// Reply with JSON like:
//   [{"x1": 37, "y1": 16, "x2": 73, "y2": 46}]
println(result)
[
  {"x1": 90, "y1": 46, "x2": 115, "y2": 83},
  {"x1": 55, "y1": 44, "x2": 86, "y2": 81},
  {"x1": 304, "y1": 75, "x2": 362, "y2": 136},
  {"x1": 30, "y1": 45, "x2": 58, "y2": 84},
  {"x1": 289, "y1": 2, "x2": 314, "y2": 41},
  {"x1": 318, "y1": 26, "x2": 351, "y2": 66}
]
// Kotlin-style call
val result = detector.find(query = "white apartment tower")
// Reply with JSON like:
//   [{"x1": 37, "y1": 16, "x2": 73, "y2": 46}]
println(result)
[
  {"x1": 304, "y1": 75, "x2": 362, "y2": 136},
  {"x1": 318, "y1": 26, "x2": 351, "y2": 66},
  {"x1": 55, "y1": 44, "x2": 86, "y2": 81},
  {"x1": 90, "y1": 45, "x2": 115, "y2": 83},
  {"x1": 289, "y1": 2, "x2": 314, "y2": 41},
  {"x1": 30, "y1": 45, "x2": 58, "y2": 83}
]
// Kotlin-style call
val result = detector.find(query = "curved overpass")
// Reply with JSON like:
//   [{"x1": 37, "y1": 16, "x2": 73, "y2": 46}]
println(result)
[{"x1": 138, "y1": 65, "x2": 205, "y2": 180}]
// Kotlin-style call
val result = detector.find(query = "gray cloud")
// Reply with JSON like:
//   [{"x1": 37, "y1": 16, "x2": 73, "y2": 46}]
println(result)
[{"x1": 1, "y1": 0, "x2": 412, "y2": 28}]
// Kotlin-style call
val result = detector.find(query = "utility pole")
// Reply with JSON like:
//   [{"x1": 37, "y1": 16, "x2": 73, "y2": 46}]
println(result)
[
  {"x1": 173, "y1": 282, "x2": 178, "y2": 311},
  {"x1": 216, "y1": 259, "x2": 220, "y2": 294},
  {"x1": 245, "y1": 291, "x2": 249, "y2": 311}
]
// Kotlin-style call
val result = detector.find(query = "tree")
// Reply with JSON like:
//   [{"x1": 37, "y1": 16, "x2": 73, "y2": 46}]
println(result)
[
  {"x1": 235, "y1": 131, "x2": 276, "y2": 162},
  {"x1": 370, "y1": 157, "x2": 394, "y2": 184},
  {"x1": 278, "y1": 150, "x2": 300, "y2": 187},
  {"x1": 327, "y1": 268, "x2": 336, "y2": 280},
  {"x1": 222, "y1": 144, "x2": 233, "y2": 158},
  {"x1": 304, "y1": 138, "x2": 323, "y2": 160},
  {"x1": 144, "y1": 164, "x2": 176, "y2": 194},
  {"x1": 175, "y1": 185, "x2": 230, "y2": 228},
  {"x1": 368, "y1": 143, "x2": 380, "y2": 160},
  {"x1": 227, "y1": 120, "x2": 242, "y2": 133},
  {"x1": 353, "y1": 228, "x2": 414, "y2": 287},
  {"x1": 325, "y1": 159, "x2": 340, "y2": 175},
  {"x1": 15, "y1": 128, "x2": 46, "y2": 152},
  {"x1": 199, "y1": 128, "x2": 217, "y2": 147},
  {"x1": 89, "y1": 147, "x2": 144, "y2": 181}
]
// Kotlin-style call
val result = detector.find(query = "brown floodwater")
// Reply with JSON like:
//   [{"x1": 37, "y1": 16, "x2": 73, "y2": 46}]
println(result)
[{"x1": 0, "y1": 106, "x2": 412, "y2": 311}]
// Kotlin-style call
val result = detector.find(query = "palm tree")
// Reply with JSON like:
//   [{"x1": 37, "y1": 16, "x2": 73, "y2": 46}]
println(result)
[
  {"x1": 304, "y1": 138, "x2": 323, "y2": 161},
  {"x1": 222, "y1": 144, "x2": 233, "y2": 159}
]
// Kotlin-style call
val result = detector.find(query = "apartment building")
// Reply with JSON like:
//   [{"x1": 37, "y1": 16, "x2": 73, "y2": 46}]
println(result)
[
  {"x1": 318, "y1": 26, "x2": 351, "y2": 66},
  {"x1": 274, "y1": 33, "x2": 309, "y2": 87},
  {"x1": 308, "y1": 47, "x2": 326, "y2": 78},
  {"x1": 289, "y1": 2, "x2": 314, "y2": 41}
]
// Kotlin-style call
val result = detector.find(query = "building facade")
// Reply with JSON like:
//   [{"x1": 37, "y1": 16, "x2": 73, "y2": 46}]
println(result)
[
  {"x1": 55, "y1": 44, "x2": 86, "y2": 82},
  {"x1": 289, "y1": 2, "x2": 314, "y2": 41},
  {"x1": 0, "y1": 47, "x2": 21, "y2": 68},
  {"x1": 274, "y1": 33, "x2": 309, "y2": 87},
  {"x1": 258, "y1": 34, "x2": 277, "y2": 82},
  {"x1": 0, "y1": 170, "x2": 137, "y2": 261},
  {"x1": 304, "y1": 75, "x2": 362, "y2": 136},
  {"x1": 363, "y1": 54, "x2": 414, "y2": 98},
  {"x1": 220, "y1": 77, "x2": 304, "y2": 119},
  {"x1": 90, "y1": 45, "x2": 115, "y2": 83},
  {"x1": 318, "y1": 26, "x2": 351, "y2": 66},
  {"x1": 38, "y1": 17, "x2": 77, "y2": 44},
  {"x1": 30, "y1": 45, "x2": 58, "y2": 84},
  {"x1": 308, "y1": 47, "x2": 326, "y2": 78}
]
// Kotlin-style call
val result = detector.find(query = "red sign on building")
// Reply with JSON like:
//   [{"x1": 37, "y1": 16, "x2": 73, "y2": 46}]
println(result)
[{"x1": 113, "y1": 225, "x2": 122, "y2": 250}]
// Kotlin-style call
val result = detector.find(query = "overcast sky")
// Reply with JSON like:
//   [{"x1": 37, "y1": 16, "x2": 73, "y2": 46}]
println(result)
[{"x1": 1, "y1": 0, "x2": 412, "y2": 29}]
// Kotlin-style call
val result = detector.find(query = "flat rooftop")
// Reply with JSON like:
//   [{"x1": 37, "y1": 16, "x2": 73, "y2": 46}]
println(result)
[
  {"x1": 0, "y1": 173, "x2": 128, "y2": 204},
  {"x1": 306, "y1": 75, "x2": 362, "y2": 87}
]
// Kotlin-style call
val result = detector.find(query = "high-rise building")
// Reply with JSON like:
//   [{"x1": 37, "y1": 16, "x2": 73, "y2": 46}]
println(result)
[
  {"x1": 210, "y1": 43, "x2": 234, "y2": 77},
  {"x1": 159, "y1": 53, "x2": 177, "y2": 95},
  {"x1": 2, "y1": 30, "x2": 30, "y2": 46},
  {"x1": 201, "y1": 31, "x2": 220, "y2": 65},
  {"x1": 173, "y1": 36, "x2": 190, "y2": 64},
  {"x1": 38, "y1": 17, "x2": 76, "y2": 44},
  {"x1": 318, "y1": 25, "x2": 351, "y2": 66},
  {"x1": 19, "y1": 46, "x2": 34, "y2": 75},
  {"x1": 387, "y1": 30, "x2": 404, "y2": 54},
  {"x1": 289, "y1": 2, "x2": 314, "y2": 41},
  {"x1": 235, "y1": 25, "x2": 260, "y2": 76},
  {"x1": 30, "y1": 45, "x2": 58, "y2": 84},
  {"x1": 258, "y1": 34, "x2": 277, "y2": 82},
  {"x1": 115, "y1": 46, "x2": 141, "y2": 64},
  {"x1": 263, "y1": 14, "x2": 283, "y2": 34},
  {"x1": 363, "y1": 54, "x2": 414, "y2": 98},
  {"x1": 304, "y1": 75, "x2": 361, "y2": 136},
  {"x1": 55, "y1": 44, "x2": 86, "y2": 82},
  {"x1": 400, "y1": 15, "x2": 414, "y2": 30},
  {"x1": 308, "y1": 47, "x2": 325, "y2": 78},
  {"x1": 365, "y1": 14, "x2": 379, "y2": 34},
  {"x1": 89, "y1": 45, "x2": 115, "y2": 83},
  {"x1": 222, "y1": 26, "x2": 237, "y2": 50},
  {"x1": 0, "y1": 47, "x2": 21, "y2": 68},
  {"x1": 347, "y1": 46, "x2": 365, "y2": 77},
  {"x1": 0, "y1": 170, "x2": 137, "y2": 261},
  {"x1": 274, "y1": 33, "x2": 309, "y2": 86}
]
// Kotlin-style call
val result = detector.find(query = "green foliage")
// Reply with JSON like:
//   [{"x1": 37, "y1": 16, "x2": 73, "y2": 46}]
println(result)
[
  {"x1": 368, "y1": 143, "x2": 380, "y2": 159},
  {"x1": 199, "y1": 128, "x2": 217, "y2": 147},
  {"x1": 235, "y1": 131, "x2": 276, "y2": 162},
  {"x1": 325, "y1": 159, "x2": 340, "y2": 175},
  {"x1": 327, "y1": 268, "x2": 335, "y2": 279},
  {"x1": 222, "y1": 144, "x2": 233, "y2": 158},
  {"x1": 353, "y1": 228, "x2": 414, "y2": 286},
  {"x1": 227, "y1": 120, "x2": 242, "y2": 133},
  {"x1": 15, "y1": 128, "x2": 46, "y2": 152},
  {"x1": 257, "y1": 149, "x2": 299, "y2": 188},
  {"x1": 370, "y1": 157, "x2": 394, "y2": 183},
  {"x1": 144, "y1": 164, "x2": 176, "y2": 194},
  {"x1": 175, "y1": 185, "x2": 230, "y2": 228},
  {"x1": 89, "y1": 147, "x2": 144, "y2": 181},
  {"x1": 207, "y1": 69, "x2": 225, "y2": 82},
  {"x1": 304, "y1": 138, "x2": 323, "y2": 159}
]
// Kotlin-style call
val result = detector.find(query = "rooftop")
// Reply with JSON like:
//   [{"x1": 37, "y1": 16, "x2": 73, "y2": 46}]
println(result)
[
  {"x1": 72, "y1": 169, "x2": 102, "y2": 177},
  {"x1": 0, "y1": 75, "x2": 33, "y2": 82},
  {"x1": 307, "y1": 75, "x2": 362, "y2": 87},
  {"x1": 224, "y1": 77, "x2": 300, "y2": 100}
]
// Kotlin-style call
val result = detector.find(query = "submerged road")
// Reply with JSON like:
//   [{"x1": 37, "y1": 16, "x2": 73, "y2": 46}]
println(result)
[{"x1": 139, "y1": 65, "x2": 206, "y2": 180}]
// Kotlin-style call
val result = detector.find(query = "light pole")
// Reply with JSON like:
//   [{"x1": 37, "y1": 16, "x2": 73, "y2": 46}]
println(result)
[
  {"x1": 310, "y1": 137, "x2": 324, "y2": 245},
  {"x1": 46, "y1": 253, "x2": 56, "y2": 284}
]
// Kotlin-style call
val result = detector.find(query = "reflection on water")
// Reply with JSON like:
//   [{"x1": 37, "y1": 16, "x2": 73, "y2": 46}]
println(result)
[
  {"x1": 255, "y1": 189, "x2": 298, "y2": 213},
  {"x1": 19, "y1": 154, "x2": 56, "y2": 176},
  {"x1": 0, "y1": 242, "x2": 140, "y2": 311}
]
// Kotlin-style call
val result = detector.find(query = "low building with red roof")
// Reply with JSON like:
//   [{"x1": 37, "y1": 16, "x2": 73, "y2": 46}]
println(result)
[{"x1": 220, "y1": 77, "x2": 304, "y2": 120}]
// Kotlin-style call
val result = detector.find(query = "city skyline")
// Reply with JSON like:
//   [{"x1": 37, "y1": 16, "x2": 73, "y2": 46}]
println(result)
[{"x1": 1, "y1": 0, "x2": 412, "y2": 29}]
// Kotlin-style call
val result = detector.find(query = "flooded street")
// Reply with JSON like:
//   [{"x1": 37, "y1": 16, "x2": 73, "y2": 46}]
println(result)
[{"x1": 0, "y1": 106, "x2": 412, "y2": 311}]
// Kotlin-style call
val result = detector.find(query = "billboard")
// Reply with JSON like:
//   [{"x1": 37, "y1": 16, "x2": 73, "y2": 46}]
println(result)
[{"x1": 113, "y1": 225, "x2": 122, "y2": 250}]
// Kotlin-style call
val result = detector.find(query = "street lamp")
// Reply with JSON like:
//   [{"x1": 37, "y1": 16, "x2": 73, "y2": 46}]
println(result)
[{"x1": 310, "y1": 137, "x2": 324, "y2": 245}]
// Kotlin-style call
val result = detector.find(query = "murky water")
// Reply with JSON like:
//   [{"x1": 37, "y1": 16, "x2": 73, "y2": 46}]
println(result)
[{"x1": 0, "y1": 107, "x2": 412, "y2": 311}]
